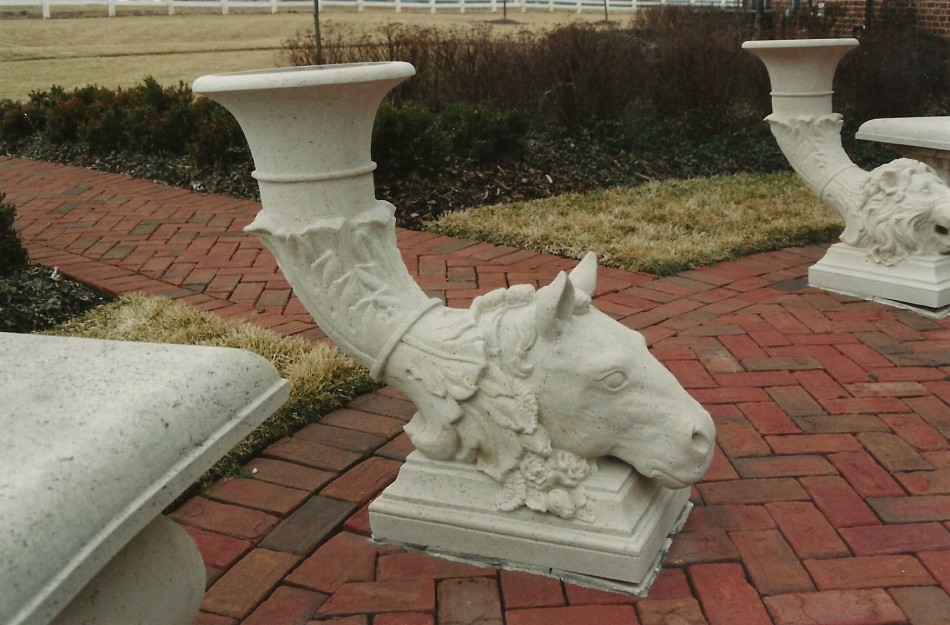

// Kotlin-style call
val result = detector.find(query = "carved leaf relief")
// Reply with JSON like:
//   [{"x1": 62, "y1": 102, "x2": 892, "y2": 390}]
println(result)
[{"x1": 496, "y1": 472, "x2": 527, "y2": 512}]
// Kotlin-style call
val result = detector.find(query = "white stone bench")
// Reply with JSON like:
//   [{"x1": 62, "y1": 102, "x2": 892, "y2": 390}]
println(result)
[
  {"x1": 0, "y1": 333, "x2": 289, "y2": 625},
  {"x1": 857, "y1": 116, "x2": 950, "y2": 184}
]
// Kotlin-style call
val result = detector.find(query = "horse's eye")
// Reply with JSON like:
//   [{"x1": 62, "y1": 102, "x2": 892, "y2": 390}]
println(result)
[{"x1": 599, "y1": 370, "x2": 628, "y2": 392}]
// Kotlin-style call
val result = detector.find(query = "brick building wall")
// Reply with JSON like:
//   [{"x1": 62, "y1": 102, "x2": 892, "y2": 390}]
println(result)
[
  {"x1": 911, "y1": 0, "x2": 950, "y2": 37},
  {"x1": 762, "y1": 0, "x2": 948, "y2": 38}
]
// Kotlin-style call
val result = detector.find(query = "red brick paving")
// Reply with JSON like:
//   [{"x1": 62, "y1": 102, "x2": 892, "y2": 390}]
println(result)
[{"x1": 4, "y1": 155, "x2": 950, "y2": 624}]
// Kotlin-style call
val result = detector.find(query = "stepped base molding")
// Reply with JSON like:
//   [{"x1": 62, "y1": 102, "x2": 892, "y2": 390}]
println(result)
[
  {"x1": 810, "y1": 243, "x2": 950, "y2": 316},
  {"x1": 369, "y1": 451, "x2": 692, "y2": 595}
]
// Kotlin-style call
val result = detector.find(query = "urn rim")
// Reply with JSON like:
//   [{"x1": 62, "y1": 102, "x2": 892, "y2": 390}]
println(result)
[
  {"x1": 193, "y1": 61, "x2": 416, "y2": 95},
  {"x1": 742, "y1": 37, "x2": 859, "y2": 51}
]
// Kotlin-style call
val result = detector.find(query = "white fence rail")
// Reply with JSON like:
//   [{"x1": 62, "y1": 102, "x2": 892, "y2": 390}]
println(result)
[{"x1": 1, "y1": 0, "x2": 743, "y2": 19}]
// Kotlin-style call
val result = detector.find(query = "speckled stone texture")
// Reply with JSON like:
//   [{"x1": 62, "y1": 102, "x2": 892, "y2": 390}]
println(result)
[{"x1": 0, "y1": 333, "x2": 289, "y2": 625}]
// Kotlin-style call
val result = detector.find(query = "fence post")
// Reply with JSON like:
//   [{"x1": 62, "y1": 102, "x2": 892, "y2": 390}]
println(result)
[
  {"x1": 221, "y1": 0, "x2": 228, "y2": 14},
  {"x1": 42, "y1": 0, "x2": 50, "y2": 18},
  {"x1": 549, "y1": 0, "x2": 554, "y2": 11},
  {"x1": 520, "y1": 0, "x2": 525, "y2": 12},
  {"x1": 490, "y1": 0, "x2": 496, "y2": 11},
  {"x1": 459, "y1": 0, "x2": 464, "y2": 13},
  {"x1": 108, "y1": 0, "x2": 115, "y2": 16},
  {"x1": 271, "y1": 0, "x2": 278, "y2": 14},
  {"x1": 357, "y1": 0, "x2": 364, "y2": 11},
  {"x1": 430, "y1": 0, "x2": 436, "y2": 13},
  {"x1": 167, "y1": 0, "x2": 174, "y2": 15},
  {"x1": 395, "y1": 0, "x2": 401, "y2": 12}
]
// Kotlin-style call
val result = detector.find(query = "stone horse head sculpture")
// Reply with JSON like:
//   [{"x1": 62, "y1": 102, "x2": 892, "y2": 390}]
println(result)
[
  {"x1": 248, "y1": 201, "x2": 716, "y2": 520},
  {"x1": 395, "y1": 253, "x2": 716, "y2": 520},
  {"x1": 192, "y1": 62, "x2": 716, "y2": 527}
]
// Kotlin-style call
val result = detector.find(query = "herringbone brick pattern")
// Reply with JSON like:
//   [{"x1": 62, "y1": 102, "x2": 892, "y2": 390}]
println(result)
[{"x1": 3, "y1": 155, "x2": 949, "y2": 625}]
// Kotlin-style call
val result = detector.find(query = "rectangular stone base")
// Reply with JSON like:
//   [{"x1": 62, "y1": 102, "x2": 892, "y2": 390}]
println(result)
[
  {"x1": 369, "y1": 451, "x2": 691, "y2": 594},
  {"x1": 809, "y1": 243, "x2": 950, "y2": 315}
]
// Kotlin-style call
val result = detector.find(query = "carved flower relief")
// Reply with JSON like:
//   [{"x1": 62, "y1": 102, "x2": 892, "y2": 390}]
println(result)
[
  {"x1": 545, "y1": 488, "x2": 588, "y2": 520},
  {"x1": 520, "y1": 453, "x2": 557, "y2": 490},
  {"x1": 551, "y1": 449, "x2": 590, "y2": 487},
  {"x1": 497, "y1": 448, "x2": 594, "y2": 521}
]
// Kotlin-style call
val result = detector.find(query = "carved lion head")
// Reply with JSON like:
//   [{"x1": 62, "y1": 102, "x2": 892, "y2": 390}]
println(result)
[{"x1": 850, "y1": 158, "x2": 950, "y2": 265}]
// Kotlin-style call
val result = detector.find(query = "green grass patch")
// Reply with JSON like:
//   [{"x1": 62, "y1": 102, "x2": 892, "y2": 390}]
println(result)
[
  {"x1": 45, "y1": 294, "x2": 377, "y2": 492},
  {"x1": 430, "y1": 172, "x2": 843, "y2": 276}
]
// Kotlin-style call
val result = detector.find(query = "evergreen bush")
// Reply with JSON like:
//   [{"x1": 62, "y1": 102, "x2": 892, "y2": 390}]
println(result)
[
  {"x1": 0, "y1": 192, "x2": 106, "y2": 333},
  {"x1": 0, "y1": 192, "x2": 29, "y2": 276},
  {"x1": 372, "y1": 101, "x2": 452, "y2": 179}
]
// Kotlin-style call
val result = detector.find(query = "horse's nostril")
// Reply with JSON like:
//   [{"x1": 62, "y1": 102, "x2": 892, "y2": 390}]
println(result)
[{"x1": 691, "y1": 428, "x2": 711, "y2": 451}]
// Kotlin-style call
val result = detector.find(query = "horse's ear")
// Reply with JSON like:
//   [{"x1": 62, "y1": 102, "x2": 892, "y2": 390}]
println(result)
[
  {"x1": 536, "y1": 271, "x2": 576, "y2": 340},
  {"x1": 569, "y1": 252, "x2": 598, "y2": 298}
]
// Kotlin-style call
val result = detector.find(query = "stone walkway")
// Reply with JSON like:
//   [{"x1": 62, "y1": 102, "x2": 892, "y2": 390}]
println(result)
[{"x1": 3, "y1": 154, "x2": 950, "y2": 625}]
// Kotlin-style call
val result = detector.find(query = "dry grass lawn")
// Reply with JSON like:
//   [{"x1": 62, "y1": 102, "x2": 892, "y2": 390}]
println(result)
[
  {"x1": 0, "y1": 7, "x2": 617, "y2": 101},
  {"x1": 431, "y1": 172, "x2": 842, "y2": 275}
]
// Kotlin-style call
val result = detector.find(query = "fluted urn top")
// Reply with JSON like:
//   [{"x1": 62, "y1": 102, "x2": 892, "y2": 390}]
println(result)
[
  {"x1": 742, "y1": 38, "x2": 859, "y2": 116},
  {"x1": 192, "y1": 61, "x2": 415, "y2": 95},
  {"x1": 193, "y1": 62, "x2": 416, "y2": 220}
]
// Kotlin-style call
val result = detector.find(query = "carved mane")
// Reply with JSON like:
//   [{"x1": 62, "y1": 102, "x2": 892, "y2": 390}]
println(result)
[{"x1": 846, "y1": 159, "x2": 950, "y2": 264}]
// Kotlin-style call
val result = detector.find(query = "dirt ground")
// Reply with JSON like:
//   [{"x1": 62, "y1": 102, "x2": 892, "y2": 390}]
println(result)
[{"x1": 0, "y1": 7, "x2": 627, "y2": 100}]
